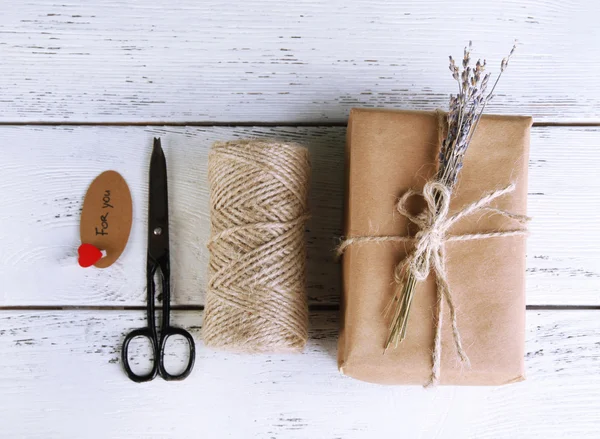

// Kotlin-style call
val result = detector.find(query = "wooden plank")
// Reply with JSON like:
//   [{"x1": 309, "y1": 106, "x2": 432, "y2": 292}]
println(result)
[
  {"x1": 1, "y1": 125, "x2": 598, "y2": 306},
  {"x1": 527, "y1": 127, "x2": 600, "y2": 304},
  {"x1": 1, "y1": 0, "x2": 599, "y2": 123},
  {"x1": 0, "y1": 309, "x2": 598, "y2": 438}
]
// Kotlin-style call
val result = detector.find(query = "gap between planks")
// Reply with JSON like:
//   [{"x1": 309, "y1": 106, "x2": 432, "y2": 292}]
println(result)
[
  {"x1": 0, "y1": 121, "x2": 599, "y2": 127},
  {"x1": 1, "y1": 305, "x2": 599, "y2": 311}
]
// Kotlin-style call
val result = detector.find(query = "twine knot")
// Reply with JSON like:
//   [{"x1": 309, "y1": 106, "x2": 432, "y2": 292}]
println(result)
[{"x1": 398, "y1": 181, "x2": 452, "y2": 281}]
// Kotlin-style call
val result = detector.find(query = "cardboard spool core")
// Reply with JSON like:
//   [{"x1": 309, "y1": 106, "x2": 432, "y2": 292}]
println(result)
[{"x1": 80, "y1": 170, "x2": 132, "y2": 268}]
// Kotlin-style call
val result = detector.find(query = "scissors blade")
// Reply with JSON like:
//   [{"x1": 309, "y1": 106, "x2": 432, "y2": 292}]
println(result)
[{"x1": 148, "y1": 137, "x2": 170, "y2": 262}]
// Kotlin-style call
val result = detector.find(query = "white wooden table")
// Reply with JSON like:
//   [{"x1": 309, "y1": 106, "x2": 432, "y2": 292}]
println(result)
[{"x1": 1, "y1": 1, "x2": 599, "y2": 438}]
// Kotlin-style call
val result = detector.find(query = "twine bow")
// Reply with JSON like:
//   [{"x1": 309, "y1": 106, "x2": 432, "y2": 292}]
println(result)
[{"x1": 338, "y1": 179, "x2": 529, "y2": 386}]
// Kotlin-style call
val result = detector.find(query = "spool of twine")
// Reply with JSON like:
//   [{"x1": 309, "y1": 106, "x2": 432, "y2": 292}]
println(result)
[{"x1": 204, "y1": 140, "x2": 310, "y2": 353}]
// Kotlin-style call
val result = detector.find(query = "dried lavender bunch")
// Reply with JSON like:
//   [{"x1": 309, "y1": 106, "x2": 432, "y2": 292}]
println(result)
[
  {"x1": 385, "y1": 42, "x2": 516, "y2": 350},
  {"x1": 438, "y1": 41, "x2": 515, "y2": 187}
]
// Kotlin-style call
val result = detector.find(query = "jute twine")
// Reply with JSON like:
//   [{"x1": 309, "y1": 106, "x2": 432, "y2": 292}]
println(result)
[
  {"x1": 204, "y1": 140, "x2": 310, "y2": 353},
  {"x1": 337, "y1": 112, "x2": 530, "y2": 386}
]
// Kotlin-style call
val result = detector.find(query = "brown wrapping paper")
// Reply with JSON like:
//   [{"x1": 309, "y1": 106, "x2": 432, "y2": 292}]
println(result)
[{"x1": 338, "y1": 108, "x2": 532, "y2": 385}]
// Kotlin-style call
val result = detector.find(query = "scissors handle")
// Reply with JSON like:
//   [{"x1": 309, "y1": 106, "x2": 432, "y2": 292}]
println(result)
[
  {"x1": 158, "y1": 326, "x2": 196, "y2": 381},
  {"x1": 121, "y1": 326, "x2": 195, "y2": 382},
  {"x1": 121, "y1": 327, "x2": 159, "y2": 383}
]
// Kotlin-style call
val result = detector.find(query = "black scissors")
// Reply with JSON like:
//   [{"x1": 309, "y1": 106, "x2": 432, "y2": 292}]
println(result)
[{"x1": 122, "y1": 138, "x2": 196, "y2": 382}]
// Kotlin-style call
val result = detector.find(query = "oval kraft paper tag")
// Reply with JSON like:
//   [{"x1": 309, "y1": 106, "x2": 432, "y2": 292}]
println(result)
[{"x1": 80, "y1": 171, "x2": 132, "y2": 268}]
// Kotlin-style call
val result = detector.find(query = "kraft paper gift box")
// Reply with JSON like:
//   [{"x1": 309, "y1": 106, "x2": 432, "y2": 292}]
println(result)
[{"x1": 338, "y1": 108, "x2": 532, "y2": 385}]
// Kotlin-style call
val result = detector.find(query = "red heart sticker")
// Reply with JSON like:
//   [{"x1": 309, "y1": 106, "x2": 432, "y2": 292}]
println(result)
[{"x1": 78, "y1": 243, "x2": 104, "y2": 268}]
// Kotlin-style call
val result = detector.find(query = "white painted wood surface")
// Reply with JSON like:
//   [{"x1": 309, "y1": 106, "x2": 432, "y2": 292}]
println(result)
[
  {"x1": 1, "y1": 0, "x2": 599, "y2": 123},
  {"x1": 0, "y1": 310, "x2": 599, "y2": 439},
  {"x1": 1, "y1": 126, "x2": 598, "y2": 306},
  {"x1": 1, "y1": 1, "x2": 600, "y2": 438}
]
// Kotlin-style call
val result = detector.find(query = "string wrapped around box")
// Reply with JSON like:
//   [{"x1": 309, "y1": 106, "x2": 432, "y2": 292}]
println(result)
[{"x1": 204, "y1": 140, "x2": 310, "y2": 353}]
